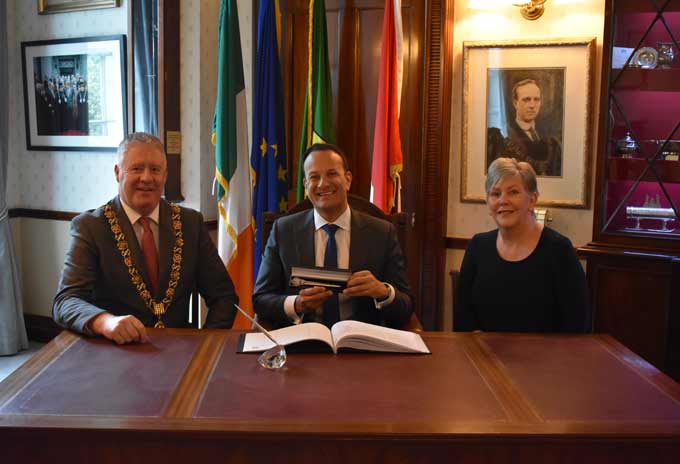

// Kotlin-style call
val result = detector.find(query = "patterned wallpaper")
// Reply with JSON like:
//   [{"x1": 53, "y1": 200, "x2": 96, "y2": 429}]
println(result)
[
  {"x1": 179, "y1": 0, "x2": 253, "y2": 217},
  {"x1": 6, "y1": 0, "x2": 128, "y2": 211},
  {"x1": 6, "y1": 0, "x2": 255, "y2": 218}
]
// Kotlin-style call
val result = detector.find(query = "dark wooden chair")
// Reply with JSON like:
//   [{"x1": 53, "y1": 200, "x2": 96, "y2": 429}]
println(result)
[
  {"x1": 261, "y1": 194, "x2": 422, "y2": 332},
  {"x1": 450, "y1": 269, "x2": 460, "y2": 331}
]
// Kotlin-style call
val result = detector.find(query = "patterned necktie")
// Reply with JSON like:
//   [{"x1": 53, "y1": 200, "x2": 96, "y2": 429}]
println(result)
[
  {"x1": 139, "y1": 217, "x2": 159, "y2": 296},
  {"x1": 529, "y1": 128, "x2": 540, "y2": 142},
  {"x1": 322, "y1": 224, "x2": 340, "y2": 327}
]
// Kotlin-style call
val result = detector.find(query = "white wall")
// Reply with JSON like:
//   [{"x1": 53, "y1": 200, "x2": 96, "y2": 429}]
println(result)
[
  {"x1": 6, "y1": 0, "x2": 127, "y2": 211},
  {"x1": 6, "y1": 0, "x2": 129, "y2": 317},
  {"x1": 444, "y1": 1, "x2": 607, "y2": 330},
  {"x1": 7, "y1": 0, "x2": 255, "y2": 317},
  {"x1": 180, "y1": 0, "x2": 254, "y2": 216}
]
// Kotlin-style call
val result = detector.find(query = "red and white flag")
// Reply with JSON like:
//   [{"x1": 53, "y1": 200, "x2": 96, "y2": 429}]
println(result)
[{"x1": 370, "y1": 0, "x2": 403, "y2": 213}]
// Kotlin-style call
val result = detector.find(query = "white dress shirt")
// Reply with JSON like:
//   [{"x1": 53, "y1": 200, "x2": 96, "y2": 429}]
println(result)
[
  {"x1": 120, "y1": 199, "x2": 160, "y2": 252},
  {"x1": 284, "y1": 206, "x2": 395, "y2": 324},
  {"x1": 515, "y1": 118, "x2": 539, "y2": 141}
]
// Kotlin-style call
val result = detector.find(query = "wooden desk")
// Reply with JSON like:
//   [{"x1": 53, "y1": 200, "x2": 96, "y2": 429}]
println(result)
[{"x1": 1, "y1": 330, "x2": 679, "y2": 463}]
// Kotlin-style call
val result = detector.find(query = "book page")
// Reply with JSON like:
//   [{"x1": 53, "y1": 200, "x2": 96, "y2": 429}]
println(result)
[
  {"x1": 241, "y1": 323, "x2": 336, "y2": 353},
  {"x1": 331, "y1": 320, "x2": 430, "y2": 353}
]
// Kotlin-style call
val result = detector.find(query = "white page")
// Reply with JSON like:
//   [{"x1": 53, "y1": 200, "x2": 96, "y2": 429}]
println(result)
[
  {"x1": 331, "y1": 320, "x2": 430, "y2": 353},
  {"x1": 241, "y1": 322, "x2": 335, "y2": 352}
]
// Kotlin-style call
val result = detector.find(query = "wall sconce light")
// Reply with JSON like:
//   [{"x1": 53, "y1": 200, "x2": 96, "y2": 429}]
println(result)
[
  {"x1": 467, "y1": 0, "x2": 552, "y2": 21},
  {"x1": 512, "y1": 1, "x2": 547, "y2": 21}
]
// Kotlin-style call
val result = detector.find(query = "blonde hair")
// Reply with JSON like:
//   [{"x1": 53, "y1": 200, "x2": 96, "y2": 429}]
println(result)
[{"x1": 485, "y1": 157, "x2": 538, "y2": 195}]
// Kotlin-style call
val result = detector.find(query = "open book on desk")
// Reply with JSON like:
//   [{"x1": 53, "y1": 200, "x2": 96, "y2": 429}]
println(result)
[{"x1": 236, "y1": 320, "x2": 430, "y2": 354}]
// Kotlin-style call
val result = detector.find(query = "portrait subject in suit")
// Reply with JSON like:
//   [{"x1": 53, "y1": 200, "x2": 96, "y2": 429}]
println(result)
[
  {"x1": 252, "y1": 143, "x2": 413, "y2": 329},
  {"x1": 53, "y1": 133, "x2": 237, "y2": 344},
  {"x1": 486, "y1": 70, "x2": 564, "y2": 177}
]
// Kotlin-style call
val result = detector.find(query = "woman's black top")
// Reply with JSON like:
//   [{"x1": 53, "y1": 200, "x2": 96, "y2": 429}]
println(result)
[{"x1": 454, "y1": 227, "x2": 589, "y2": 333}]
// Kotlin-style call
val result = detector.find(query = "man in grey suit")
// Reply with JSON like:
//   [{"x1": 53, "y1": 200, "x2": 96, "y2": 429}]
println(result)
[
  {"x1": 253, "y1": 143, "x2": 413, "y2": 329},
  {"x1": 53, "y1": 132, "x2": 237, "y2": 344}
]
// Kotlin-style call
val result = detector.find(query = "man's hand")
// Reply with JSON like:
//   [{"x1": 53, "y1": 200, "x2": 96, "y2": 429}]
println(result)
[
  {"x1": 89, "y1": 313, "x2": 150, "y2": 345},
  {"x1": 343, "y1": 271, "x2": 389, "y2": 299},
  {"x1": 294, "y1": 286, "x2": 332, "y2": 314}
]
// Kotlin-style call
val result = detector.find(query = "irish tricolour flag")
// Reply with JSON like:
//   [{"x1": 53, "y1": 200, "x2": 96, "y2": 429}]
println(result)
[{"x1": 212, "y1": 0, "x2": 254, "y2": 329}]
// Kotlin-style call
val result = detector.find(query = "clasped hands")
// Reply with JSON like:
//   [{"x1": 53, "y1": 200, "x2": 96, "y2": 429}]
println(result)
[{"x1": 294, "y1": 270, "x2": 389, "y2": 314}]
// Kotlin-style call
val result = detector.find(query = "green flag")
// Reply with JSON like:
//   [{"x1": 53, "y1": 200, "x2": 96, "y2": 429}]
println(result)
[
  {"x1": 211, "y1": 0, "x2": 254, "y2": 329},
  {"x1": 296, "y1": 0, "x2": 335, "y2": 202}
]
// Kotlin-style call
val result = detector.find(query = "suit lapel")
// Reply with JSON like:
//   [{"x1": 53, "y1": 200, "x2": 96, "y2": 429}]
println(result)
[
  {"x1": 112, "y1": 196, "x2": 150, "y2": 293},
  {"x1": 157, "y1": 200, "x2": 173, "y2": 299},
  {"x1": 296, "y1": 210, "x2": 316, "y2": 268},
  {"x1": 349, "y1": 209, "x2": 368, "y2": 272}
]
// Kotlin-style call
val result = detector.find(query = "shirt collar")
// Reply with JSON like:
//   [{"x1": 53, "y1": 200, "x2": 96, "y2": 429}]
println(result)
[
  {"x1": 313, "y1": 205, "x2": 351, "y2": 232},
  {"x1": 515, "y1": 118, "x2": 536, "y2": 132},
  {"x1": 120, "y1": 197, "x2": 160, "y2": 225}
]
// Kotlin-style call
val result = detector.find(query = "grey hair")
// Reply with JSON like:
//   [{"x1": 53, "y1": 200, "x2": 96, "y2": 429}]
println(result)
[
  {"x1": 485, "y1": 157, "x2": 538, "y2": 195},
  {"x1": 116, "y1": 132, "x2": 166, "y2": 164}
]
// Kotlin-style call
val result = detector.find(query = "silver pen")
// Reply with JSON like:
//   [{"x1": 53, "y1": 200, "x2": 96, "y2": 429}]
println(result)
[
  {"x1": 290, "y1": 277, "x2": 342, "y2": 288},
  {"x1": 235, "y1": 304, "x2": 280, "y2": 346}
]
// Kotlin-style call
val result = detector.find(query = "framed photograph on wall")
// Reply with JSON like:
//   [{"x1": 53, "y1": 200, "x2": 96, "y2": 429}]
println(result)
[
  {"x1": 461, "y1": 38, "x2": 595, "y2": 208},
  {"x1": 21, "y1": 35, "x2": 127, "y2": 152},
  {"x1": 37, "y1": 0, "x2": 120, "y2": 15}
]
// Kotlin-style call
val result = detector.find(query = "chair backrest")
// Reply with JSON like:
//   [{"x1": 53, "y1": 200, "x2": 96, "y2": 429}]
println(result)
[{"x1": 261, "y1": 194, "x2": 421, "y2": 332}]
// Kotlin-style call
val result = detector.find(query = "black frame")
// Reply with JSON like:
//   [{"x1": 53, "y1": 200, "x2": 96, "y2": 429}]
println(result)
[{"x1": 21, "y1": 35, "x2": 127, "y2": 152}]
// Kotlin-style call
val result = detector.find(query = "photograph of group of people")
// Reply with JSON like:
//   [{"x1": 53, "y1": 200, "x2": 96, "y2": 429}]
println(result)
[{"x1": 32, "y1": 54, "x2": 89, "y2": 136}]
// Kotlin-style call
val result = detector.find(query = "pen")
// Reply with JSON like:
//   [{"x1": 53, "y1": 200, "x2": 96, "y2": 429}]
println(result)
[{"x1": 234, "y1": 304, "x2": 280, "y2": 346}]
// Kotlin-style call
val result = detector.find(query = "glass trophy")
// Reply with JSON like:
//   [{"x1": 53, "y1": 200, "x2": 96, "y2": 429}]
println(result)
[{"x1": 258, "y1": 344, "x2": 287, "y2": 370}]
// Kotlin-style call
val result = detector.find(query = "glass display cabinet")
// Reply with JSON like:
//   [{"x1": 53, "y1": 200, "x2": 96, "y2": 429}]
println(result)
[{"x1": 579, "y1": 0, "x2": 680, "y2": 380}]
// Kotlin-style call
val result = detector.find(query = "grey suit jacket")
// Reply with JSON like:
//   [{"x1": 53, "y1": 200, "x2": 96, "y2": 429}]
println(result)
[
  {"x1": 252, "y1": 208, "x2": 413, "y2": 328},
  {"x1": 53, "y1": 196, "x2": 237, "y2": 333}
]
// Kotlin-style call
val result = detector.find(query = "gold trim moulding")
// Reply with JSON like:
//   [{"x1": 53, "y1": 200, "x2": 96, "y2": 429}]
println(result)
[{"x1": 38, "y1": 0, "x2": 120, "y2": 15}]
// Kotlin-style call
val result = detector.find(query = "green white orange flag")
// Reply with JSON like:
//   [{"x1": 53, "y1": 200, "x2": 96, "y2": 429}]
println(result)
[
  {"x1": 370, "y1": 0, "x2": 403, "y2": 213},
  {"x1": 212, "y1": 0, "x2": 253, "y2": 329},
  {"x1": 296, "y1": 0, "x2": 335, "y2": 202}
]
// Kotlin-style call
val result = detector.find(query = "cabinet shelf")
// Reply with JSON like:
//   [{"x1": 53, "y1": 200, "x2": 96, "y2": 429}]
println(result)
[
  {"x1": 611, "y1": 68, "x2": 680, "y2": 91},
  {"x1": 608, "y1": 157, "x2": 680, "y2": 183},
  {"x1": 616, "y1": 0, "x2": 680, "y2": 14}
]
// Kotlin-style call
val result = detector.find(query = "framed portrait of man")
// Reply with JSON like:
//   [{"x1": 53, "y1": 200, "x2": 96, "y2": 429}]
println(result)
[
  {"x1": 462, "y1": 39, "x2": 595, "y2": 208},
  {"x1": 485, "y1": 68, "x2": 565, "y2": 177}
]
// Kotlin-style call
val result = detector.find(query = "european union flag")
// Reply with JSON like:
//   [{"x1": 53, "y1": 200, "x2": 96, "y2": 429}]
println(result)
[{"x1": 251, "y1": 0, "x2": 288, "y2": 278}]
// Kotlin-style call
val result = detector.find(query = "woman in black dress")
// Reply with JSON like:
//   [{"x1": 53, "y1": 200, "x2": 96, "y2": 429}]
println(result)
[{"x1": 454, "y1": 157, "x2": 589, "y2": 333}]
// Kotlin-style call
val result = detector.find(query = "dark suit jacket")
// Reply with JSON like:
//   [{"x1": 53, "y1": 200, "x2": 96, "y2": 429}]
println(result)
[
  {"x1": 504, "y1": 119, "x2": 562, "y2": 176},
  {"x1": 252, "y1": 208, "x2": 413, "y2": 328},
  {"x1": 53, "y1": 196, "x2": 237, "y2": 333}
]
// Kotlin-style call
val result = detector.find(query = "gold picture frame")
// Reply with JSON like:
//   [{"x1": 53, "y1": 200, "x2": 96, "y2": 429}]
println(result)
[
  {"x1": 461, "y1": 38, "x2": 596, "y2": 208},
  {"x1": 38, "y1": 0, "x2": 120, "y2": 15}
]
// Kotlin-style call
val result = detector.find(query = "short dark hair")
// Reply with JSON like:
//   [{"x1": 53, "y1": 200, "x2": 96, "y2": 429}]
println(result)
[
  {"x1": 302, "y1": 143, "x2": 350, "y2": 175},
  {"x1": 512, "y1": 78, "x2": 541, "y2": 102}
]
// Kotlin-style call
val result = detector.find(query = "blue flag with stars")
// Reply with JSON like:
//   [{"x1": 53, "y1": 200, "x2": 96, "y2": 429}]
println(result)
[{"x1": 251, "y1": 0, "x2": 288, "y2": 278}]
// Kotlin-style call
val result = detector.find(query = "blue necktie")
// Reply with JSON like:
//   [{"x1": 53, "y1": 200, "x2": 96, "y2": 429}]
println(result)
[{"x1": 322, "y1": 224, "x2": 340, "y2": 327}]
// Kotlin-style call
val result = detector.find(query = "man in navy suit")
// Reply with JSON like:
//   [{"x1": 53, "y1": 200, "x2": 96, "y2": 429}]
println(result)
[{"x1": 253, "y1": 143, "x2": 413, "y2": 329}]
